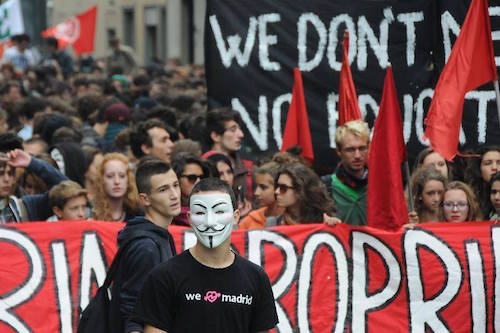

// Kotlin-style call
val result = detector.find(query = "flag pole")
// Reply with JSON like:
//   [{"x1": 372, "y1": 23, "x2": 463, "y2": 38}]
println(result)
[
  {"x1": 404, "y1": 160, "x2": 414, "y2": 212},
  {"x1": 494, "y1": 80, "x2": 500, "y2": 127}
]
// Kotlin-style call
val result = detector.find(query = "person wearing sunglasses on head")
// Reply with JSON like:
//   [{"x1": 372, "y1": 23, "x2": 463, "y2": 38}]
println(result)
[
  {"x1": 171, "y1": 152, "x2": 209, "y2": 226},
  {"x1": 441, "y1": 181, "x2": 482, "y2": 222},
  {"x1": 275, "y1": 162, "x2": 336, "y2": 225}
]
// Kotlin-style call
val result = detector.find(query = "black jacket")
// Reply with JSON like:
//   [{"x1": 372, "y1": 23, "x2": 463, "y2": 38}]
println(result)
[{"x1": 110, "y1": 216, "x2": 176, "y2": 333}]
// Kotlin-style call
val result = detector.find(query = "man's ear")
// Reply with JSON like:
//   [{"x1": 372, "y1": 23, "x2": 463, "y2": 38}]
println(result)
[
  {"x1": 233, "y1": 209, "x2": 241, "y2": 224},
  {"x1": 210, "y1": 131, "x2": 221, "y2": 144},
  {"x1": 187, "y1": 211, "x2": 193, "y2": 225},
  {"x1": 138, "y1": 193, "x2": 151, "y2": 207},
  {"x1": 53, "y1": 206, "x2": 63, "y2": 219},
  {"x1": 141, "y1": 144, "x2": 152, "y2": 155},
  {"x1": 335, "y1": 148, "x2": 341, "y2": 158}
]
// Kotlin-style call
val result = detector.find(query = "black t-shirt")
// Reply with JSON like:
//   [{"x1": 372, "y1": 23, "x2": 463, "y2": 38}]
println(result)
[{"x1": 132, "y1": 250, "x2": 278, "y2": 333}]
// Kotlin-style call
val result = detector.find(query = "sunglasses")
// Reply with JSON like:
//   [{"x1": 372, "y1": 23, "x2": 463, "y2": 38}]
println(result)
[
  {"x1": 182, "y1": 174, "x2": 204, "y2": 183},
  {"x1": 276, "y1": 183, "x2": 295, "y2": 194}
]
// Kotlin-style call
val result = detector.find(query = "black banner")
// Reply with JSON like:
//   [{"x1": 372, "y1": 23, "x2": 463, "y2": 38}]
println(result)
[{"x1": 205, "y1": 0, "x2": 500, "y2": 170}]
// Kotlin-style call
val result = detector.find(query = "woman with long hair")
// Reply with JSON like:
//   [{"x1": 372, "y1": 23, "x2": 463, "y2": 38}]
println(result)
[
  {"x1": 407, "y1": 165, "x2": 447, "y2": 224},
  {"x1": 441, "y1": 181, "x2": 482, "y2": 222},
  {"x1": 465, "y1": 146, "x2": 500, "y2": 217},
  {"x1": 489, "y1": 172, "x2": 500, "y2": 221},
  {"x1": 275, "y1": 162, "x2": 336, "y2": 225},
  {"x1": 93, "y1": 152, "x2": 138, "y2": 221}
]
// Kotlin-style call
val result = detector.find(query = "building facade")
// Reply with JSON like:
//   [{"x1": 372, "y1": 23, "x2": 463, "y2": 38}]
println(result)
[{"x1": 48, "y1": 0, "x2": 205, "y2": 65}]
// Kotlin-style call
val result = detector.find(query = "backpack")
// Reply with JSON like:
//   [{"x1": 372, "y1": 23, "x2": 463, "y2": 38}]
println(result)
[{"x1": 77, "y1": 230, "x2": 169, "y2": 333}]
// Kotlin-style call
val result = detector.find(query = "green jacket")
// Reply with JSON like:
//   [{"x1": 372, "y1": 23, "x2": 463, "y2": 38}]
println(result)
[{"x1": 323, "y1": 174, "x2": 367, "y2": 226}]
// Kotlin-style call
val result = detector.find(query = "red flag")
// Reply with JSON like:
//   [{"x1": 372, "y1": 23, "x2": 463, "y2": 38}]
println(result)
[
  {"x1": 338, "y1": 31, "x2": 362, "y2": 126},
  {"x1": 424, "y1": 0, "x2": 497, "y2": 161},
  {"x1": 368, "y1": 65, "x2": 408, "y2": 230},
  {"x1": 280, "y1": 68, "x2": 314, "y2": 163},
  {"x1": 42, "y1": 6, "x2": 97, "y2": 55}
]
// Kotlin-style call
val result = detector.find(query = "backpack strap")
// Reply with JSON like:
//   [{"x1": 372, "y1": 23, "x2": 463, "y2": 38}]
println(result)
[{"x1": 102, "y1": 230, "x2": 169, "y2": 288}]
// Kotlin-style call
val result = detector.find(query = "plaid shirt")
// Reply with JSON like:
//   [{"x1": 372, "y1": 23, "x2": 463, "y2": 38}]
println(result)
[{"x1": 0, "y1": 197, "x2": 22, "y2": 224}]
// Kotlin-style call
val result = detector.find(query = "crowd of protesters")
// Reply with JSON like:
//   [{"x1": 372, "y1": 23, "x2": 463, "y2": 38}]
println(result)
[
  {"x1": 0, "y1": 34, "x2": 499, "y2": 227},
  {"x1": 2, "y1": 33, "x2": 500, "y2": 332}
]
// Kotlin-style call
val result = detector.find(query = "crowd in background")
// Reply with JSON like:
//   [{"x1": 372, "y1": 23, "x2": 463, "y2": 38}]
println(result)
[{"x1": 0, "y1": 33, "x2": 500, "y2": 228}]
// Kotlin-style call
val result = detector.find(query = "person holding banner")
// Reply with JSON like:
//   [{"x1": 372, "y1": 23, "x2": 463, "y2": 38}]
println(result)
[
  {"x1": 239, "y1": 160, "x2": 283, "y2": 229},
  {"x1": 132, "y1": 177, "x2": 278, "y2": 333},
  {"x1": 441, "y1": 181, "x2": 482, "y2": 222},
  {"x1": 321, "y1": 120, "x2": 369, "y2": 225},
  {"x1": 407, "y1": 165, "x2": 446, "y2": 225},
  {"x1": 276, "y1": 162, "x2": 336, "y2": 225},
  {"x1": 47, "y1": 180, "x2": 88, "y2": 221}
]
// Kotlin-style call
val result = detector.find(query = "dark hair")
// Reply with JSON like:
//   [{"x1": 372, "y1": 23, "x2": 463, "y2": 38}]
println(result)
[
  {"x1": 130, "y1": 119, "x2": 167, "y2": 158},
  {"x1": 146, "y1": 105, "x2": 177, "y2": 129},
  {"x1": 82, "y1": 146, "x2": 102, "y2": 175},
  {"x1": 52, "y1": 126, "x2": 82, "y2": 145},
  {"x1": 172, "y1": 152, "x2": 209, "y2": 181},
  {"x1": 76, "y1": 93, "x2": 103, "y2": 122},
  {"x1": 205, "y1": 107, "x2": 242, "y2": 145},
  {"x1": 190, "y1": 177, "x2": 237, "y2": 209},
  {"x1": 135, "y1": 158, "x2": 172, "y2": 194},
  {"x1": 0, "y1": 132, "x2": 23, "y2": 152},
  {"x1": 33, "y1": 113, "x2": 72, "y2": 145},
  {"x1": 205, "y1": 153, "x2": 233, "y2": 178},
  {"x1": 50, "y1": 142, "x2": 86, "y2": 186},
  {"x1": 277, "y1": 162, "x2": 336, "y2": 223},
  {"x1": 465, "y1": 145, "x2": 500, "y2": 217},
  {"x1": 45, "y1": 37, "x2": 58, "y2": 49},
  {"x1": 15, "y1": 96, "x2": 47, "y2": 120}
]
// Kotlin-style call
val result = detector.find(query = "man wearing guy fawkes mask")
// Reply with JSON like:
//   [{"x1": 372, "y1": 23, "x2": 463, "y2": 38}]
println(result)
[{"x1": 132, "y1": 178, "x2": 278, "y2": 333}]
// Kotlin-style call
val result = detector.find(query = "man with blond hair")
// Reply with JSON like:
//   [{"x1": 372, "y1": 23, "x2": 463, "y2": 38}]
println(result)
[{"x1": 321, "y1": 120, "x2": 370, "y2": 225}]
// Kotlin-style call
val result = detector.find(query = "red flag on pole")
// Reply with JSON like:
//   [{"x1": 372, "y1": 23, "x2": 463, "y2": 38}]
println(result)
[
  {"x1": 424, "y1": 0, "x2": 497, "y2": 161},
  {"x1": 368, "y1": 65, "x2": 408, "y2": 230},
  {"x1": 338, "y1": 31, "x2": 362, "y2": 126},
  {"x1": 280, "y1": 68, "x2": 314, "y2": 163},
  {"x1": 42, "y1": 6, "x2": 97, "y2": 55}
]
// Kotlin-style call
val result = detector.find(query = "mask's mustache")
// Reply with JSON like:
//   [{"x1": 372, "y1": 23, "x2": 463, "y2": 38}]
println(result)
[{"x1": 197, "y1": 224, "x2": 226, "y2": 232}]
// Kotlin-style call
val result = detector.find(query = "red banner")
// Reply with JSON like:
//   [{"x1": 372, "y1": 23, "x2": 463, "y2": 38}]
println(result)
[{"x1": 0, "y1": 221, "x2": 498, "y2": 332}]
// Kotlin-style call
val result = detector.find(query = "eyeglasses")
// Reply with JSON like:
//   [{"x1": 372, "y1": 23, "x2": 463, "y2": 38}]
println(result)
[
  {"x1": 276, "y1": 183, "x2": 295, "y2": 194},
  {"x1": 181, "y1": 174, "x2": 204, "y2": 183},
  {"x1": 443, "y1": 201, "x2": 469, "y2": 210},
  {"x1": 342, "y1": 146, "x2": 368, "y2": 154}
]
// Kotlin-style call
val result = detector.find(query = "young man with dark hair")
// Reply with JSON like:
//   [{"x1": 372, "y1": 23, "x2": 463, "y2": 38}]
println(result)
[
  {"x1": 110, "y1": 158, "x2": 180, "y2": 333},
  {"x1": 204, "y1": 107, "x2": 253, "y2": 199},
  {"x1": 130, "y1": 119, "x2": 175, "y2": 163},
  {"x1": 132, "y1": 178, "x2": 278, "y2": 333}
]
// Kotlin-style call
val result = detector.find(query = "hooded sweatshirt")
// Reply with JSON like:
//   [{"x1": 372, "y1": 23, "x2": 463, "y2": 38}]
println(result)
[{"x1": 110, "y1": 216, "x2": 176, "y2": 333}]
